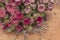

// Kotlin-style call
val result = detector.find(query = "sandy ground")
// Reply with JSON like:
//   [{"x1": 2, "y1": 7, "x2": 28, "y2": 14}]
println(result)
[{"x1": 0, "y1": 3, "x2": 60, "y2": 40}]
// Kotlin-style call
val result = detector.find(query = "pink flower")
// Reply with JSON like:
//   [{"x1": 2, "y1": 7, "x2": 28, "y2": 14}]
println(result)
[
  {"x1": 50, "y1": 0, "x2": 54, "y2": 3},
  {"x1": 39, "y1": 0, "x2": 43, "y2": 3},
  {"x1": 15, "y1": 0, "x2": 22, "y2": 5},
  {"x1": 15, "y1": 0, "x2": 21, "y2": 2},
  {"x1": 43, "y1": 0, "x2": 49, "y2": 3},
  {"x1": 10, "y1": 12, "x2": 24, "y2": 24},
  {"x1": 24, "y1": 6, "x2": 31, "y2": 13},
  {"x1": 10, "y1": 17, "x2": 19, "y2": 24},
  {"x1": 36, "y1": 22, "x2": 43, "y2": 27},
  {"x1": 30, "y1": 19, "x2": 34, "y2": 24},
  {"x1": 6, "y1": 3, "x2": 16, "y2": 14},
  {"x1": 10, "y1": 16, "x2": 19, "y2": 24},
  {"x1": 23, "y1": 18, "x2": 30, "y2": 25},
  {"x1": 0, "y1": 0, "x2": 5, "y2": 3},
  {"x1": 14, "y1": 13, "x2": 24, "y2": 20},
  {"x1": 24, "y1": 2, "x2": 30, "y2": 6},
  {"x1": 23, "y1": 0, "x2": 29, "y2": 3},
  {"x1": 30, "y1": 4, "x2": 36, "y2": 9},
  {"x1": 23, "y1": 0, "x2": 35, "y2": 6},
  {"x1": 36, "y1": 17, "x2": 43, "y2": 27},
  {"x1": 9, "y1": 0, "x2": 15, "y2": 2},
  {"x1": 6, "y1": 23, "x2": 12, "y2": 27},
  {"x1": 14, "y1": 10, "x2": 24, "y2": 20},
  {"x1": 36, "y1": 17, "x2": 43, "y2": 23},
  {"x1": 12, "y1": 9, "x2": 20, "y2": 15},
  {"x1": 10, "y1": 9, "x2": 24, "y2": 24},
  {"x1": 0, "y1": 8, "x2": 5, "y2": 18},
  {"x1": 24, "y1": 0, "x2": 35, "y2": 3},
  {"x1": 48, "y1": 2, "x2": 54, "y2": 10},
  {"x1": 38, "y1": 4, "x2": 46, "y2": 12},
  {"x1": 23, "y1": 0, "x2": 30, "y2": 6},
  {"x1": 3, "y1": 23, "x2": 12, "y2": 30},
  {"x1": 15, "y1": 25, "x2": 23, "y2": 31},
  {"x1": 29, "y1": 0, "x2": 35, "y2": 3}
]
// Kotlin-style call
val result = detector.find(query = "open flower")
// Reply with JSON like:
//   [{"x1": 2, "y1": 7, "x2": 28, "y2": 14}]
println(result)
[
  {"x1": 23, "y1": 18, "x2": 30, "y2": 25},
  {"x1": 15, "y1": 0, "x2": 21, "y2": 2},
  {"x1": 30, "y1": 3, "x2": 36, "y2": 9},
  {"x1": 39, "y1": 0, "x2": 43, "y2": 3},
  {"x1": 23, "y1": 0, "x2": 35, "y2": 6},
  {"x1": 50, "y1": 0, "x2": 54, "y2": 3},
  {"x1": 24, "y1": 0, "x2": 35, "y2": 3},
  {"x1": 14, "y1": 10, "x2": 24, "y2": 20},
  {"x1": 23, "y1": 0, "x2": 30, "y2": 6},
  {"x1": 36, "y1": 16, "x2": 43, "y2": 23},
  {"x1": 8, "y1": 0, "x2": 22, "y2": 3},
  {"x1": 48, "y1": 2, "x2": 54, "y2": 10},
  {"x1": 0, "y1": 0, "x2": 5, "y2": 3},
  {"x1": 0, "y1": 0, "x2": 53, "y2": 33},
  {"x1": 9, "y1": 0, "x2": 15, "y2": 2},
  {"x1": 10, "y1": 16, "x2": 19, "y2": 24},
  {"x1": 29, "y1": 0, "x2": 35, "y2": 3},
  {"x1": 6, "y1": 3, "x2": 16, "y2": 14},
  {"x1": 11, "y1": 17, "x2": 19, "y2": 24},
  {"x1": 38, "y1": 4, "x2": 46, "y2": 12},
  {"x1": 14, "y1": 9, "x2": 20, "y2": 14},
  {"x1": 0, "y1": 8, "x2": 5, "y2": 18},
  {"x1": 24, "y1": 6, "x2": 31, "y2": 13},
  {"x1": 6, "y1": 23, "x2": 12, "y2": 27},
  {"x1": 43, "y1": 0, "x2": 49, "y2": 3},
  {"x1": 10, "y1": 12, "x2": 24, "y2": 24},
  {"x1": 15, "y1": 25, "x2": 23, "y2": 31},
  {"x1": 14, "y1": 13, "x2": 24, "y2": 20},
  {"x1": 24, "y1": 3, "x2": 30, "y2": 6},
  {"x1": 23, "y1": 0, "x2": 29, "y2": 3},
  {"x1": 30, "y1": 19, "x2": 34, "y2": 24},
  {"x1": 3, "y1": 22, "x2": 12, "y2": 30},
  {"x1": 36, "y1": 16, "x2": 43, "y2": 27},
  {"x1": 15, "y1": 0, "x2": 22, "y2": 5}
]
